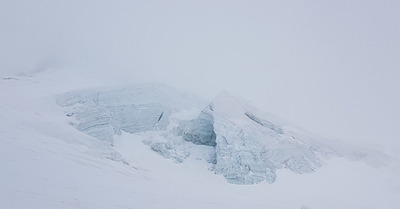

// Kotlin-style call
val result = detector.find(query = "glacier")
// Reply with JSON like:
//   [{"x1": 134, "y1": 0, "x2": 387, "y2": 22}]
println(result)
[
  {"x1": 180, "y1": 92, "x2": 324, "y2": 184},
  {"x1": 56, "y1": 84, "x2": 204, "y2": 144},
  {"x1": 2, "y1": 73, "x2": 397, "y2": 209},
  {"x1": 56, "y1": 84, "x2": 356, "y2": 184},
  {"x1": 177, "y1": 105, "x2": 217, "y2": 146}
]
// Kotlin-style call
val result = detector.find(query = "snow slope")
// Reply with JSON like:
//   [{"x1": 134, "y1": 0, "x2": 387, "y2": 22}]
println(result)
[
  {"x1": 55, "y1": 81, "x2": 389, "y2": 185},
  {"x1": 1, "y1": 70, "x2": 400, "y2": 209}
]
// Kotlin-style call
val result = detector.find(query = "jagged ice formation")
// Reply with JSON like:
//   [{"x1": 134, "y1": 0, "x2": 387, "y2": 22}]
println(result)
[{"x1": 57, "y1": 85, "x2": 339, "y2": 185}]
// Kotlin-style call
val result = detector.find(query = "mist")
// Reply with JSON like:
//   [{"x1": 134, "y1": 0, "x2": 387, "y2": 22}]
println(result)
[{"x1": 1, "y1": 0, "x2": 399, "y2": 155}]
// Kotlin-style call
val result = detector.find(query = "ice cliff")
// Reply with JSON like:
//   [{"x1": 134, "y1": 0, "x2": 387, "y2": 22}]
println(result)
[
  {"x1": 178, "y1": 92, "x2": 325, "y2": 184},
  {"x1": 56, "y1": 84, "x2": 203, "y2": 144},
  {"x1": 57, "y1": 85, "x2": 343, "y2": 184}
]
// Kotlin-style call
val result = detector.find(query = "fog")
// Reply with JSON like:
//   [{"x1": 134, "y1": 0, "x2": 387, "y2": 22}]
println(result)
[{"x1": 1, "y1": 0, "x2": 399, "y2": 154}]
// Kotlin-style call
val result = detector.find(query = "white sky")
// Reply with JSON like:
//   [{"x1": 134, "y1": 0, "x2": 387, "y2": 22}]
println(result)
[{"x1": 1, "y1": 0, "x2": 399, "y2": 153}]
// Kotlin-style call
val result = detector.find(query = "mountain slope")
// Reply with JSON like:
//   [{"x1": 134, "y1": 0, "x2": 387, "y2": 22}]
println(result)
[
  {"x1": 1, "y1": 71, "x2": 399, "y2": 209},
  {"x1": 55, "y1": 80, "x2": 389, "y2": 185}
]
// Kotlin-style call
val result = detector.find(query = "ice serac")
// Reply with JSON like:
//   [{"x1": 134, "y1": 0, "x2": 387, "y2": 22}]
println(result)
[
  {"x1": 56, "y1": 85, "x2": 337, "y2": 185},
  {"x1": 177, "y1": 105, "x2": 216, "y2": 146},
  {"x1": 56, "y1": 84, "x2": 202, "y2": 144},
  {"x1": 206, "y1": 92, "x2": 323, "y2": 184}
]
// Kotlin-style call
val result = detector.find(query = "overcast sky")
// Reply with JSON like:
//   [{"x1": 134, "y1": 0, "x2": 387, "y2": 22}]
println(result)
[{"x1": 1, "y1": 0, "x2": 399, "y2": 153}]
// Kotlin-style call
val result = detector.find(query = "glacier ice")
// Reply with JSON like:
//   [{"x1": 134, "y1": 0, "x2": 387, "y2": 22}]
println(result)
[
  {"x1": 176, "y1": 105, "x2": 217, "y2": 146},
  {"x1": 56, "y1": 84, "x2": 204, "y2": 144},
  {"x1": 57, "y1": 85, "x2": 338, "y2": 185},
  {"x1": 183, "y1": 92, "x2": 323, "y2": 184},
  {"x1": 149, "y1": 141, "x2": 190, "y2": 163}
]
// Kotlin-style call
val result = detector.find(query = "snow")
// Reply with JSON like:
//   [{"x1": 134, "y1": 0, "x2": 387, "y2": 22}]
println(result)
[{"x1": 1, "y1": 70, "x2": 400, "y2": 209}]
